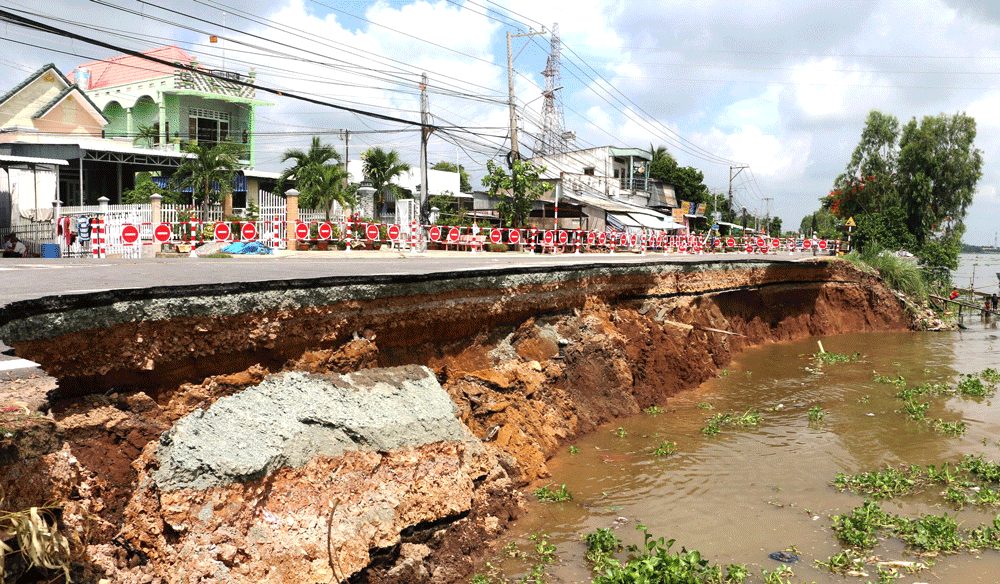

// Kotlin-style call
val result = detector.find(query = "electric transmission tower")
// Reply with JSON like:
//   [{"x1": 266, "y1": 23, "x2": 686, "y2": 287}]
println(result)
[{"x1": 533, "y1": 23, "x2": 573, "y2": 156}]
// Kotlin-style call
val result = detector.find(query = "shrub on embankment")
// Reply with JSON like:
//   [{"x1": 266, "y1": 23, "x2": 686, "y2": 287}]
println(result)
[{"x1": 843, "y1": 247, "x2": 927, "y2": 301}]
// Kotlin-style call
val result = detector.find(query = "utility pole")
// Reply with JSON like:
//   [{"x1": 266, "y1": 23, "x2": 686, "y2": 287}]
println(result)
[
  {"x1": 728, "y1": 165, "x2": 748, "y2": 222},
  {"x1": 763, "y1": 197, "x2": 773, "y2": 235},
  {"x1": 507, "y1": 28, "x2": 546, "y2": 167},
  {"x1": 340, "y1": 129, "x2": 350, "y2": 190},
  {"x1": 419, "y1": 72, "x2": 432, "y2": 251}
]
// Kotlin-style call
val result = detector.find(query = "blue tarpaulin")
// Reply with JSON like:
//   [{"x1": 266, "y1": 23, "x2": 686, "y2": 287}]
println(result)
[{"x1": 221, "y1": 241, "x2": 273, "y2": 255}]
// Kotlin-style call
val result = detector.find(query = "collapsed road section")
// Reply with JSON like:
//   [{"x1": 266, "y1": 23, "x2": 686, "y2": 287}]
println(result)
[{"x1": 0, "y1": 258, "x2": 918, "y2": 583}]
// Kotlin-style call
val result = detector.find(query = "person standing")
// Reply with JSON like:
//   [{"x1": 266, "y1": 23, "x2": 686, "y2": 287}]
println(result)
[{"x1": 992, "y1": 293, "x2": 998, "y2": 312}]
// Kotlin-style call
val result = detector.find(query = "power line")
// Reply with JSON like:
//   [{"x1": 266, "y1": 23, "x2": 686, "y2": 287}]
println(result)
[{"x1": 0, "y1": 6, "x2": 432, "y2": 129}]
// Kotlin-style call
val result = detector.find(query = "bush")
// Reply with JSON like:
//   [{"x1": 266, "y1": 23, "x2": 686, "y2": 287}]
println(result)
[{"x1": 488, "y1": 243, "x2": 508, "y2": 252}]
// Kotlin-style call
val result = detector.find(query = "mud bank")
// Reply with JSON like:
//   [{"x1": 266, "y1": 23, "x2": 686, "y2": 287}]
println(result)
[{"x1": 0, "y1": 258, "x2": 916, "y2": 583}]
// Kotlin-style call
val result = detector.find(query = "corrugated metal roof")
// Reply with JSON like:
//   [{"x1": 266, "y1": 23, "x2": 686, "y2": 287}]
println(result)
[{"x1": 0, "y1": 154, "x2": 69, "y2": 166}]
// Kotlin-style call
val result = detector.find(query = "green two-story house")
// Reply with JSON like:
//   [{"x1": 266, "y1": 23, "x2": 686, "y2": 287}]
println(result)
[{"x1": 71, "y1": 45, "x2": 269, "y2": 166}]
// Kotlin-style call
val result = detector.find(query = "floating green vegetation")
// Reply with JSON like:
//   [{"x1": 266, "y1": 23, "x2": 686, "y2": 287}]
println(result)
[
  {"x1": 589, "y1": 525, "x2": 750, "y2": 584},
  {"x1": 957, "y1": 374, "x2": 994, "y2": 397},
  {"x1": 873, "y1": 372, "x2": 908, "y2": 387},
  {"x1": 808, "y1": 406, "x2": 825, "y2": 422},
  {"x1": 569, "y1": 445, "x2": 580, "y2": 454},
  {"x1": 471, "y1": 532, "x2": 559, "y2": 584},
  {"x1": 931, "y1": 419, "x2": 967, "y2": 436},
  {"x1": 858, "y1": 394, "x2": 871, "y2": 404},
  {"x1": 981, "y1": 368, "x2": 1000, "y2": 384},
  {"x1": 812, "y1": 351, "x2": 860, "y2": 365},
  {"x1": 643, "y1": 405, "x2": 665, "y2": 415},
  {"x1": 533, "y1": 484, "x2": 573, "y2": 502},
  {"x1": 701, "y1": 409, "x2": 761, "y2": 435},
  {"x1": 902, "y1": 398, "x2": 930, "y2": 421},
  {"x1": 650, "y1": 441, "x2": 676, "y2": 457},
  {"x1": 696, "y1": 402, "x2": 714, "y2": 410},
  {"x1": 835, "y1": 456, "x2": 1000, "y2": 512},
  {"x1": 583, "y1": 528, "x2": 620, "y2": 570},
  {"x1": 831, "y1": 499, "x2": 893, "y2": 549},
  {"x1": 833, "y1": 465, "x2": 930, "y2": 499},
  {"x1": 615, "y1": 427, "x2": 628, "y2": 438}
]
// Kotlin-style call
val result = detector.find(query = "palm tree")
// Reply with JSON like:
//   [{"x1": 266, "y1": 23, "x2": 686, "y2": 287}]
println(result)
[
  {"x1": 276, "y1": 137, "x2": 341, "y2": 207},
  {"x1": 361, "y1": 147, "x2": 411, "y2": 216},
  {"x1": 312, "y1": 164, "x2": 355, "y2": 221},
  {"x1": 172, "y1": 141, "x2": 241, "y2": 221},
  {"x1": 649, "y1": 144, "x2": 673, "y2": 164}
]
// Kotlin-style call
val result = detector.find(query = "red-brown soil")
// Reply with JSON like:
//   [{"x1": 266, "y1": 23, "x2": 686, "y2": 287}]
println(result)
[{"x1": 0, "y1": 259, "x2": 914, "y2": 583}]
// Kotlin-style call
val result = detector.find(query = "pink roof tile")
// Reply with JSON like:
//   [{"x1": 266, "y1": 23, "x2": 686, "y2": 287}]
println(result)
[{"x1": 71, "y1": 45, "x2": 197, "y2": 90}]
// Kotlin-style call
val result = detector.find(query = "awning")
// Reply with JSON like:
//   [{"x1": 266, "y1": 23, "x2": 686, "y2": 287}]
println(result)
[
  {"x1": 627, "y1": 212, "x2": 683, "y2": 230},
  {"x1": 609, "y1": 213, "x2": 642, "y2": 228}
]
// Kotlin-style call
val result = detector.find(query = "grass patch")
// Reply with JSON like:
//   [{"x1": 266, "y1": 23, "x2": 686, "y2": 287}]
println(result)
[
  {"x1": 643, "y1": 405, "x2": 665, "y2": 415},
  {"x1": 203, "y1": 252, "x2": 233, "y2": 258},
  {"x1": 808, "y1": 406, "x2": 825, "y2": 422}
]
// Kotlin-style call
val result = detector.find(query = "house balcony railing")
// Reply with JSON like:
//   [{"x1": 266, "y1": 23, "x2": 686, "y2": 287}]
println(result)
[{"x1": 619, "y1": 177, "x2": 649, "y2": 192}]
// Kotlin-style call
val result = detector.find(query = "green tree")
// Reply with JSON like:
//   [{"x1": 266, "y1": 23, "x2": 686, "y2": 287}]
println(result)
[
  {"x1": 482, "y1": 158, "x2": 547, "y2": 227},
  {"x1": 896, "y1": 112, "x2": 982, "y2": 265},
  {"x1": 362, "y1": 147, "x2": 411, "y2": 214},
  {"x1": 797, "y1": 208, "x2": 838, "y2": 239},
  {"x1": 171, "y1": 141, "x2": 241, "y2": 220},
  {"x1": 276, "y1": 136, "x2": 342, "y2": 209},
  {"x1": 311, "y1": 165, "x2": 355, "y2": 221},
  {"x1": 648, "y1": 155, "x2": 710, "y2": 206},
  {"x1": 649, "y1": 144, "x2": 673, "y2": 164},
  {"x1": 767, "y1": 216, "x2": 783, "y2": 238},
  {"x1": 825, "y1": 109, "x2": 982, "y2": 270},
  {"x1": 123, "y1": 172, "x2": 183, "y2": 204},
  {"x1": 432, "y1": 161, "x2": 472, "y2": 192}
]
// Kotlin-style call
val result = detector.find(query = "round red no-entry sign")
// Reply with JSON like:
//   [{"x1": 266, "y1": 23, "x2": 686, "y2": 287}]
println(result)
[
  {"x1": 490, "y1": 229, "x2": 501, "y2": 244},
  {"x1": 241, "y1": 222, "x2": 257, "y2": 240},
  {"x1": 771, "y1": 237, "x2": 780, "y2": 248},
  {"x1": 587, "y1": 232, "x2": 595, "y2": 245},
  {"x1": 121, "y1": 223, "x2": 140, "y2": 245},
  {"x1": 366, "y1": 224, "x2": 380, "y2": 240},
  {"x1": 388, "y1": 224, "x2": 401, "y2": 240},
  {"x1": 557, "y1": 230, "x2": 568, "y2": 245},
  {"x1": 544, "y1": 230, "x2": 554, "y2": 245},
  {"x1": 153, "y1": 223, "x2": 172, "y2": 243},
  {"x1": 318, "y1": 222, "x2": 333, "y2": 240},
  {"x1": 447, "y1": 227, "x2": 460, "y2": 242},
  {"x1": 429, "y1": 225, "x2": 442, "y2": 242},
  {"x1": 213, "y1": 223, "x2": 231, "y2": 241},
  {"x1": 508, "y1": 229, "x2": 521, "y2": 244},
  {"x1": 726, "y1": 237, "x2": 735, "y2": 247},
  {"x1": 819, "y1": 239, "x2": 828, "y2": 250},
  {"x1": 295, "y1": 222, "x2": 310, "y2": 240},
  {"x1": 803, "y1": 239, "x2": 812, "y2": 249},
  {"x1": 756, "y1": 237, "x2": 765, "y2": 248}
]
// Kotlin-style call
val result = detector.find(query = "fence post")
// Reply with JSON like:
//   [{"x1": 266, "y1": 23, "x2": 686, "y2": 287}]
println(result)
[
  {"x1": 150, "y1": 194, "x2": 162, "y2": 255},
  {"x1": 52, "y1": 199, "x2": 61, "y2": 246},
  {"x1": 285, "y1": 189, "x2": 299, "y2": 251}
]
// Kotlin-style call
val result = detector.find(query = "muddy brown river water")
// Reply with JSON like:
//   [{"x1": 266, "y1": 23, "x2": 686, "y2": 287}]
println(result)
[{"x1": 500, "y1": 255, "x2": 1000, "y2": 584}]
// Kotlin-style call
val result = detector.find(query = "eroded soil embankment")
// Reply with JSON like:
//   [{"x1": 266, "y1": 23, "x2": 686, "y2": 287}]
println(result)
[{"x1": 0, "y1": 259, "x2": 915, "y2": 583}]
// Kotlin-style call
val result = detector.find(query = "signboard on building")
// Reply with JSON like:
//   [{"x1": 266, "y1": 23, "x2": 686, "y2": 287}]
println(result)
[{"x1": 673, "y1": 208, "x2": 684, "y2": 222}]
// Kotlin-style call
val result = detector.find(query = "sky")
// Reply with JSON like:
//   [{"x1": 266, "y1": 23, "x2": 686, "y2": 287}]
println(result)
[{"x1": 2, "y1": 0, "x2": 1000, "y2": 245}]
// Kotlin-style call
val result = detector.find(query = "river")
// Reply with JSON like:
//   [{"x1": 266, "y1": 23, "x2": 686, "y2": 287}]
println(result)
[{"x1": 498, "y1": 253, "x2": 1000, "y2": 583}]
